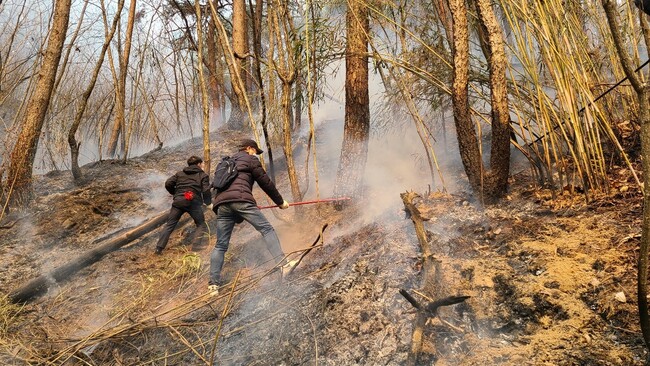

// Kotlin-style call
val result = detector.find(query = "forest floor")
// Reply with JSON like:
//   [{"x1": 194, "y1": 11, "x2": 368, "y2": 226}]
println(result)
[{"x1": 0, "y1": 128, "x2": 647, "y2": 365}]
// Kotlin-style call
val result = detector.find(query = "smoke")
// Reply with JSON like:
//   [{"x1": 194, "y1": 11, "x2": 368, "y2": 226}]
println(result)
[
  {"x1": 293, "y1": 117, "x2": 464, "y2": 227},
  {"x1": 288, "y1": 59, "x2": 466, "y2": 226},
  {"x1": 138, "y1": 170, "x2": 172, "y2": 212}
]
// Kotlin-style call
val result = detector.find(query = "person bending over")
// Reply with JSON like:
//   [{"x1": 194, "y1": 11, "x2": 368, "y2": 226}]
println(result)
[
  {"x1": 155, "y1": 156, "x2": 211, "y2": 254},
  {"x1": 208, "y1": 139, "x2": 289, "y2": 293}
]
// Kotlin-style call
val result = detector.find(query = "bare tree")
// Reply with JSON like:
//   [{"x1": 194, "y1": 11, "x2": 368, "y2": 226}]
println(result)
[
  {"x1": 106, "y1": 0, "x2": 138, "y2": 158},
  {"x1": 5, "y1": 0, "x2": 72, "y2": 204},
  {"x1": 52, "y1": 0, "x2": 89, "y2": 97},
  {"x1": 205, "y1": 15, "x2": 226, "y2": 123},
  {"x1": 333, "y1": 0, "x2": 370, "y2": 206},
  {"x1": 195, "y1": 0, "x2": 211, "y2": 173},
  {"x1": 207, "y1": 0, "x2": 262, "y2": 142},
  {"x1": 602, "y1": 0, "x2": 650, "y2": 351},
  {"x1": 269, "y1": 0, "x2": 302, "y2": 202},
  {"x1": 69, "y1": 0, "x2": 125, "y2": 181},
  {"x1": 249, "y1": 0, "x2": 275, "y2": 179}
]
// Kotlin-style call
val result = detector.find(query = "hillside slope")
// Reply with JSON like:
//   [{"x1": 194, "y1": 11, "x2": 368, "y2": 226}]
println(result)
[{"x1": 0, "y1": 130, "x2": 646, "y2": 365}]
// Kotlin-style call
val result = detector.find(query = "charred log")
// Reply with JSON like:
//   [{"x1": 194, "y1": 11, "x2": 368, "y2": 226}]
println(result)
[
  {"x1": 399, "y1": 289, "x2": 470, "y2": 318},
  {"x1": 9, "y1": 211, "x2": 170, "y2": 304},
  {"x1": 401, "y1": 191, "x2": 471, "y2": 366},
  {"x1": 401, "y1": 191, "x2": 437, "y2": 365}
]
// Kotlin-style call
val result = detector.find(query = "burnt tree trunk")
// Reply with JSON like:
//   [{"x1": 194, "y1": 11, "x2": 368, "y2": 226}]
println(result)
[
  {"x1": 449, "y1": 0, "x2": 511, "y2": 204},
  {"x1": 6, "y1": 0, "x2": 71, "y2": 203},
  {"x1": 475, "y1": 0, "x2": 511, "y2": 202},
  {"x1": 9, "y1": 211, "x2": 169, "y2": 303},
  {"x1": 401, "y1": 191, "x2": 442, "y2": 366},
  {"x1": 333, "y1": 0, "x2": 370, "y2": 207},
  {"x1": 448, "y1": 0, "x2": 483, "y2": 200}
]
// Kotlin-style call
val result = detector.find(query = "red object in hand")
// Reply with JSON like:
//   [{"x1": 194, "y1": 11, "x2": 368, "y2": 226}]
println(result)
[{"x1": 184, "y1": 191, "x2": 195, "y2": 201}]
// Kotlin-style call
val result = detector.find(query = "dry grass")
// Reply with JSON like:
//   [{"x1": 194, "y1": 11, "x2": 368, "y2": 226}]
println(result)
[
  {"x1": 0, "y1": 294, "x2": 23, "y2": 336},
  {"x1": 0, "y1": 250, "x2": 307, "y2": 365}
]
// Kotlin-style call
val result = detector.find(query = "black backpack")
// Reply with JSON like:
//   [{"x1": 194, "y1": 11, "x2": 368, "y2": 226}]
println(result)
[{"x1": 212, "y1": 156, "x2": 238, "y2": 191}]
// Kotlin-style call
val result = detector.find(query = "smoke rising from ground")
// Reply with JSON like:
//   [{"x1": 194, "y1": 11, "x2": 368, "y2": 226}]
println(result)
[{"x1": 294, "y1": 116, "x2": 464, "y2": 226}]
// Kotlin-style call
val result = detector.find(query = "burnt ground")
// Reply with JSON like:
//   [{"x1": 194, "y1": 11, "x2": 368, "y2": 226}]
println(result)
[{"x1": 0, "y1": 128, "x2": 647, "y2": 365}]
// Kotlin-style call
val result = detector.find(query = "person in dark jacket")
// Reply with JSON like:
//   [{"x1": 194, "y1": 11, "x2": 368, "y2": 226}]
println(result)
[
  {"x1": 208, "y1": 139, "x2": 289, "y2": 292},
  {"x1": 155, "y1": 156, "x2": 212, "y2": 255}
]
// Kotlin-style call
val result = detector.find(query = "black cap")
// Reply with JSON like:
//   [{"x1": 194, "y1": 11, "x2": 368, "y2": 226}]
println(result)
[{"x1": 238, "y1": 138, "x2": 263, "y2": 154}]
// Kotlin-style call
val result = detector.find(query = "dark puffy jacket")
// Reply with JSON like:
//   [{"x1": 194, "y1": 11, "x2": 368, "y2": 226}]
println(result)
[
  {"x1": 212, "y1": 151, "x2": 283, "y2": 207},
  {"x1": 165, "y1": 164, "x2": 211, "y2": 206}
]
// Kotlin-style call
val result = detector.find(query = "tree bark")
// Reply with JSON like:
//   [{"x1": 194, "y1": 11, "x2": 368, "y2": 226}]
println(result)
[
  {"x1": 270, "y1": 0, "x2": 301, "y2": 201},
  {"x1": 281, "y1": 82, "x2": 302, "y2": 201},
  {"x1": 227, "y1": 0, "x2": 249, "y2": 129},
  {"x1": 195, "y1": 0, "x2": 212, "y2": 173},
  {"x1": 476, "y1": 0, "x2": 511, "y2": 202},
  {"x1": 602, "y1": 0, "x2": 650, "y2": 350},
  {"x1": 69, "y1": 0, "x2": 124, "y2": 181},
  {"x1": 294, "y1": 78, "x2": 302, "y2": 131},
  {"x1": 106, "y1": 0, "x2": 137, "y2": 158},
  {"x1": 206, "y1": 17, "x2": 225, "y2": 121},
  {"x1": 448, "y1": 0, "x2": 483, "y2": 201},
  {"x1": 249, "y1": 0, "x2": 275, "y2": 180},
  {"x1": 333, "y1": 0, "x2": 370, "y2": 207},
  {"x1": 6, "y1": 0, "x2": 72, "y2": 203},
  {"x1": 446, "y1": 0, "x2": 512, "y2": 204}
]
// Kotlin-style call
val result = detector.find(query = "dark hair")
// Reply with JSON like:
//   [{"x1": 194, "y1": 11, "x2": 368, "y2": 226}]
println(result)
[{"x1": 187, "y1": 156, "x2": 203, "y2": 166}]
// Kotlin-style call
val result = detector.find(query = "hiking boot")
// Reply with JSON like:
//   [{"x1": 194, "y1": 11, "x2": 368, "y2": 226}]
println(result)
[
  {"x1": 208, "y1": 285, "x2": 219, "y2": 295},
  {"x1": 154, "y1": 247, "x2": 163, "y2": 255}
]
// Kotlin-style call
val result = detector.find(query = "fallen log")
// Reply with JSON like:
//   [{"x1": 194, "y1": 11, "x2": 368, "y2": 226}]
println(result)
[
  {"x1": 9, "y1": 211, "x2": 170, "y2": 304},
  {"x1": 401, "y1": 191, "x2": 444, "y2": 366},
  {"x1": 399, "y1": 289, "x2": 470, "y2": 317}
]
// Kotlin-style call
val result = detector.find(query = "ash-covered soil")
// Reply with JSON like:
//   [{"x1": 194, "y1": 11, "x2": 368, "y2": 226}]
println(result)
[{"x1": 0, "y1": 129, "x2": 646, "y2": 365}]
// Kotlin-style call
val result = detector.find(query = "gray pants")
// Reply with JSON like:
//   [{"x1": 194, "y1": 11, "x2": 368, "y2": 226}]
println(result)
[{"x1": 209, "y1": 202, "x2": 283, "y2": 285}]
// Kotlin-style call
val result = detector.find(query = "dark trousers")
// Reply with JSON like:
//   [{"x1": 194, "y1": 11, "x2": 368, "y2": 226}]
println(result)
[
  {"x1": 209, "y1": 202, "x2": 283, "y2": 285},
  {"x1": 156, "y1": 201, "x2": 207, "y2": 251}
]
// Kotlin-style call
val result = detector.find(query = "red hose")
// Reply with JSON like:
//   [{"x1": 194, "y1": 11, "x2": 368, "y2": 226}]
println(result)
[{"x1": 257, "y1": 197, "x2": 351, "y2": 209}]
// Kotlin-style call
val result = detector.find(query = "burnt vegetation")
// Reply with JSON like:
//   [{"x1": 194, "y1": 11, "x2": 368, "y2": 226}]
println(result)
[
  {"x1": 0, "y1": 131, "x2": 646, "y2": 364},
  {"x1": 2, "y1": 0, "x2": 650, "y2": 363}
]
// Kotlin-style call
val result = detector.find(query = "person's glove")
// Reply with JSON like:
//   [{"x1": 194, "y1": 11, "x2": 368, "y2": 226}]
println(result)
[
  {"x1": 279, "y1": 200, "x2": 290, "y2": 209},
  {"x1": 206, "y1": 203, "x2": 213, "y2": 210}
]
